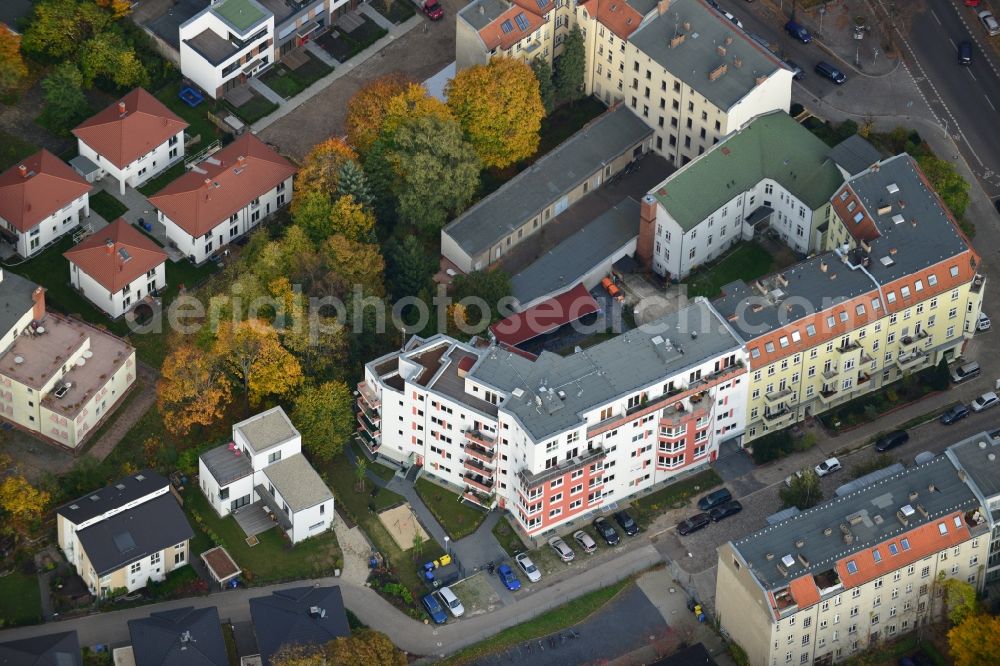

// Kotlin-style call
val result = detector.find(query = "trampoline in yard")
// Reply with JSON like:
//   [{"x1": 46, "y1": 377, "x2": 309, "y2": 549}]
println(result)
[{"x1": 179, "y1": 86, "x2": 204, "y2": 108}]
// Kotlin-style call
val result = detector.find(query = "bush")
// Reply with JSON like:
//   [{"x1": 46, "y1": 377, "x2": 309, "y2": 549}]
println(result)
[
  {"x1": 789, "y1": 103, "x2": 804, "y2": 117},
  {"x1": 751, "y1": 429, "x2": 795, "y2": 464}
]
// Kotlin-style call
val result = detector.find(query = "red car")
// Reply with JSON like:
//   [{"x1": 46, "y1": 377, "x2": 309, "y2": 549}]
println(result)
[
  {"x1": 421, "y1": 0, "x2": 444, "y2": 20},
  {"x1": 966, "y1": 0, "x2": 981, "y2": 7}
]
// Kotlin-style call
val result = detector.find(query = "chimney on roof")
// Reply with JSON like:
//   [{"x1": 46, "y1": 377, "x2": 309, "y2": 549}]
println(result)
[
  {"x1": 724, "y1": 35, "x2": 733, "y2": 45},
  {"x1": 105, "y1": 239, "x2": 114, "y2": 254},
  {"x1": 717, "y1": 45, "x2": 727, "y2": 57},
  {"x1": 755, "y1": 74, "x2": 767, "y2": 86},
  {"x1": 820, "y1": 260, "x2": 828, "y2": 273},
  {"x1": 204, "y1": 178, "x2": 212, "y2": 189},
  {"x1": 636, "y1": 194, "x2": 657, "y2": 269},
  {"x1": 733, "y1": 56, "x2": 743, "y2": 68},
  {"x1": 657, "y1": 0, "x2": 671, "y2": 15},
  {"x1": 683, "y1": 21, "x2": 691, "y2": 31},
  {"x1": 31, "y1": 287, "x2": 45, "y2": 321},
  {"x1": 17, "y1": 164, "x2": 27, "y2": 178},
  {"x1": 670, "y1": 33, "x2": 686, "y2": 48},
  {"x1": 709, "y1": 64, "x2": 728, "y2": 81},
  {"x1": 237, "y1": 155, "x2": 246, "y2": 168},
  {"x1": 118, "y1": 101, "x2": 126, "y2": 115}
]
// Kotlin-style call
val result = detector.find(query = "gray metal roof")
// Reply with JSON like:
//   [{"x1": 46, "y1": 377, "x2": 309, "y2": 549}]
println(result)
[
  {"x1": 56, "y1": 470, "x2": 170, "y2": 524},
  {"x1": 201, "y1": 444, "x2": 253, "y2": 487},
  {"x1": 828, "y1": 135, "x2": 883, "y2": 176},
  {"x1": 834, "y1": 463, "x2": 906, "y2": 497},
  {"x1": 731, "y1": 455, "x2": 980, "y2": 591},
  {"x1": 946, "y1": 432, "x2": 1000, "y2": 501},
  {"x1": 128, "y1": 606, "x2": 228, "y2": 666},
  {"x1": 76, "y1": 492, "x2": 194, "y2": 577},
  {"x1": 234, "y1": 407, "x2": 299, "y2": 454},
  {"x1": 184, "y1": 30, "x2": 239, "y2": 67},
  {"x1": 0, "y1": 631, "x2": 80, "y2": 666},
  {"x1": 249, "y1": 586, "x2": 350, "y2": 664},
  {"x1": 471, "y1": 299, "x2": 742, "y2": 440},
  {"x1": 443, "y1": 107, "x2": 652, "y2": 258},
  {"x1": 261, "y1": 453, "x2": 333, "y2": 513},
  {"x1": 0, "y1": 270, "x2": 39, "y2": 344},
  {"x1": 458, "y1": 0, "x2": 512, "y2": 31},
  {"x1": 69, "y1": 154, "x2": 100, "y2": 177},
  {"x1": 629, "y1": 0, "x2": 785, "y2": 111},
  {"x1": 511, "y1": 198, "x2": 640, "y2": 305}
]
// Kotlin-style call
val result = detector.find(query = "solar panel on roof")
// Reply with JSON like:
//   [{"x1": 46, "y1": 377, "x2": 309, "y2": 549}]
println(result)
[
  {"x1": 501, "y1": 19, "x2": 513, "y2": 33},
  {"x1": 515, "y1": 13, "x2": 529, "y2": 30}
]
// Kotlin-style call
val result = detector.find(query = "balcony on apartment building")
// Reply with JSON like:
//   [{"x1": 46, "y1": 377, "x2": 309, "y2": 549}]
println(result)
[
  {"x1": 764, "y1": 387, "x2": 794, "y2": 405},
  {"x1": 462, "y1": 489, "x2": 496, "y2": 508},
  {"x1": 463, "y1": 456, "x2": 494, "y2": 479},
  {"x1": 822, "y1": 364, "x2": 841, "y2": 381},
  {"x1": 357, "y1": 381, "x2": 380, "y2": 409},
  {"x1": 895, "y1": 349, "x2": 927, "y2": 371},
  {"x1": 971, "y1": 273, "x2": 986, "y2": 294},
  {"x1": 357, "y1": 410, "x2": 381, "y2": 445},
  {"x1": 818, "y1": 385, "x2": 840, "y2": 405},
  {"x1": 463, "y1": 472, "x2": 494, "y2": 494},
  {"x1": 899, "y1": 330, "x2": 930, "y2": 349},
  {"x1": 518, "y1": 445, "x2": 606, "y2": 490},
  {"x1": 464, "y1": 428, "x2": 496, "y2": 448},
  {"x1": 357, "y1": 400, "x2": 380, "y2": 427},
  {"x1": 763, "y1": 407, "x2": 794, "y2": 428},
  {"x1": 836, "y1": 340, "x2": 862, "y2": 354}
]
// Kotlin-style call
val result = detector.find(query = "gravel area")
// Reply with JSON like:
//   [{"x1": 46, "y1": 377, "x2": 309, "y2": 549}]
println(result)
[{"x1": 451, "y1": 572, "x2": 501, "y2": 617}]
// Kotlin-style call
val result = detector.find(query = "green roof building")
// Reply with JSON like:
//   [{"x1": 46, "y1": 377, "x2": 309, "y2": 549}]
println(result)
[{"x1": 637, "y1": 111, "x2": 845, "y2": 279}]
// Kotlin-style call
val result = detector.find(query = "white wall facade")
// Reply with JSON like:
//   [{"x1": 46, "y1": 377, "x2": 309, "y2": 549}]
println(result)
[
  {"x1": 260, "y1": 470, "x2": 335, "y2": 544},
  {"x1": 159, "y1": 177, "x2": 291, "y2": 264},
  {"x1": 78, "y1": 133, "x2": 183, "y2": 196},
  {"x1": 0, "y1": 192, "x2": 89, "y2": 259},
  {"x1": 69, "y1": 261, "x2": 166, "y2": 319},
  {"x1": 179, "y1": 11, "x2": 275, "y2": 99}
]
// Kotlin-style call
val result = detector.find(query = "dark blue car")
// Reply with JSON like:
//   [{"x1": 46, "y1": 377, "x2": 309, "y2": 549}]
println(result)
[
  {"x1": 497, "y1": 563, "x2": 521, "y2": 591},
  {"x1": 422, "y1": 593, "x2": 448, "y2": 624}
]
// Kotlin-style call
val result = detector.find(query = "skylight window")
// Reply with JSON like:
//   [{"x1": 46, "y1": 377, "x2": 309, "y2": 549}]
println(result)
[
  {"x1": 779, "y1": 336, "x2": 789, "y2": 348},
  {"x1": 826, "y1": 316, "x2": 835, "y2": 328},
  {"x1": 765, "y1": 342, "x2": 775, "y2": 353},
  {"x1": 839, "y1": 312, "x2": 848, "y2": 323},
  {"x1": 846, "y1": 560, "x2": 858, "y2": 574},
  {"x1": 853, "y1": 212, "x2": 864, "y2": 224},
  {"x1": 938, "y1": 522, "x2": 948, "y2": 535},
  {"x1": 791, "y1": 331, "x2": 801, "y2": 343},
  {"x1": 954, "y1": 515, "x2": 962, "y2": 528},
  {"x1": 514, "y1": 12, "x2": 530, "y2": 30},
  {"x1": 888, "y1": 543, "x2": 899, "y2": 556},
  {"x1": 856, "y1": 304, "x2": 865, "y2": 316},
  {"x1": 928, "y1": 274, "x2": 938, "y2": 286},
  {"x1": 900, "y1": 286, "x2": 910, "y2": 298},
  {"x1": 914, "y1": 280, "x2": 924, "y2": 292},
  {"x1": 872, "y1": 549, "x2": 882, "y2": 563},
  {"x1": 872, "y1": 299, "x2": 881, "y2": 310},
  {"x1": 887, "y1": 292, "x2": 897, "y2": 304},
  {"x1": 806, "y1": 324, "x2": 816, "y2": 336},
  {"x1": 950, "y1": 265, "x2": 959, "y2": 277},
  {"x1": 750, "y1": 347, "x2": 761, "y2": 358},
  {"x1": 901, "y1": 538, "x2": 910, "y2": 551}
]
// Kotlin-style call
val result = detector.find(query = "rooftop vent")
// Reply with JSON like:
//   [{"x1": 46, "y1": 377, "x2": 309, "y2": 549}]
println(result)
[
  {"x1": 512, "y1": 388, "x2": 524, "y2": 398},
  {"x1": 892, "y1": 214, "x2": 905, "y2": 225},
  {"x1": 89, "y1": 495, "x2": 100, "y2": 502},
  {"x1": 115, "y1": 483, "x2": 125, "y2": 490},
  {"x1": 823, "y1": 527, "x2": 832, "y2": 536},
  {"x1": 901, "y1": 504, "x2": 915, "y2": 517},
  {"x1": 979, "y1": 441, "x2": 987, "y2": 449},
  {"x1": 877, "y1": 203, "x2": 892, "y2": 216},
  {"x1": 781, "y1": 554, "x2": 796, "y2": 568},
  {"x1": 879, "y1": 256, "x2": 895, "y2": 267},
  {"x1": 308, "y1": 606, "x2": 327, "y2": 619},
  {"x1": 887, "y1": 183, "x2": 900, "y2": 194},
  {"x1": 794, "y1": 538, "x2": 805, "y2": 548},
  {"x1": 797, "y1": 553, "x2": 810, "y2": 567},
  {"x1": 766, "y1": 552, "x2": 774, "y2": 560},
  {"x1": 909, "y1": 490, "x2": 919, "y2": 502}
]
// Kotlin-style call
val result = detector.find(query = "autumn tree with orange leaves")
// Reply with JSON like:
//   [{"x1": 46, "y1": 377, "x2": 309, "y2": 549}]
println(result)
[
  {"x1": 0, "y1": 25, "x2": 28, "y2": 98},
  {"x1": 291, "y1": 138, "x2": 358, "y2": 215},
  {"x1": 345, "y1": 73, "x2": 410, "y2": 153},
  {"x1": 446, "y1": 58, "x2": 544, "y2": 169},
  {"x1": 214, "y1": 319, "x2": 302, "y2": 409},
  {"x1": 157, "y1": 344, "x2": 233, "y2": 437},
  {"x1": 95, "y1": 0, "x2": 132, "y2": 19},
  {"x1": 948, "y1": 612, "x2": 1000, "y2": 666}
]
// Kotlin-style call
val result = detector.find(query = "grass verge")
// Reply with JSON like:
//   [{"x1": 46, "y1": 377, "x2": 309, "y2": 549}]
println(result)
[
  {"x1": 492, "y1": 517, "x2": 527, "y2": 556},
  {"x1": 629, "y1": 469, "x2": 723, "y2": 527},
  {"x1": 440, "y1": 578, "x2": 632, "y2": 665},
  {"x1": 0, "y1": 131, "x2": 39, "y2": 171},
  {"x1": 0, "y1": 571, "x2": 42, "y2": 626},
  {"x1": 138, "y1": 162, "x2": 186, "y2": 196},
  {"x1": 89, "y1": 191, "x2": 129, "y2": 221},
  {"x1": 685, "y1": 242, "x2": 774, "y2": 299},
  {"x1": 414, "y1": 477, "x2": 487, "y2": 540}
]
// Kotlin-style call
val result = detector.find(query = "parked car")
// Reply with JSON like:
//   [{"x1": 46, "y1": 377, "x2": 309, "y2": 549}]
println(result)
[
  {"x1": 785, "y1": 60, "x2": 805, "y2": 80},
  {"x1": 593, "y1": 517, "x2": 620, "y2": 545},
  {"x1": 783, "y1": 470, "x2": 805, "y2": 487},
  {"x1": 971, "y1": 391, "x2": 999, "y2": 412},
  {"x1": 940, "y1": 403, "x2": 971, "y2": 424},
  {"x1": 496, "y1": 563, "x2": 521, "y2": 591},
  {"x1": 697, "y1": 487, "x2": 733, "y2": 511},
  {"x1": 951, "y1": 361, "x2": 981, "y2": 383},
  {"x1": 515, "y1": 552, "x2": 542, "y2": 582},
  {"x1": 413, "y1": 0, "x2": 444, "y2": 20},
  {"x1": 785, "y1": 20, "x2": 812, "y2": 43},
  {"x1": 980, "y1": 10, "x2": 1000, "y2": 36},
  {"x1": 959, "y1": 40, "x2": 973, "y2": 66},
  {"x1": 614, "y1": 510, "x2": 639, "y2": 536},
  {"x1": 978, "y1": 312, "x2": 991, "y2": 331},
  {"x1": 422, "y1": 593, "x2": 448, "y2": 624},
  {"x1": 437, "y1": 586, "x2": 465, "y2": 618},
  {"x1": 722, "y1": 10, "x2": 743, "y2": 29},
  {"x1": 875, "y1": 430, "x2": 909, "y2": 452},
  {"x1": 573, "y1": 530, "x2": 597, "y2": 553},
  {"x1": 815, "y1": 457, "x2": 842, "y2": 477},
  {"x1": 548, "y1": 536, "x2": 575, "y2": 562},
  {"x1": 709, "y1": 500, "x2": 743, "y2": 522},
  {"x1": 815, "y1": 61, "x2": 847, "y2": 84},
  {"x1": 914, "y1": 451, "x2": 936, "y2": 465},
  {"x1": 677, "y1": 512, "x2": 712, "y2": 536}
]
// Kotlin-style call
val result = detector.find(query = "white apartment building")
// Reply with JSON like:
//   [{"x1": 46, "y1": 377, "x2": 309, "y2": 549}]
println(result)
[
  {"x1": 180, "y1": 0, "x2": 276, "y2": 99},
  {"x1": 0, "y1": 270, "x2": 137, "y2": 449},
  {"x1": 946, "y1": 432, "x2": 1000, "y2": 586},
  {"x1": 148, "y1": 133, "x2": 295, "y2": 264},
  {"x1": 637, "y1": 111, "x2": 845, "y2": 279},
  {"x1": 0, "y1": 149, "x2": 92, "y2": 259},
  {"x1": 65, "y1": 219, "x2": 167, "y2": 319},
  {"x1": 199, "y1": 407, "x2": 335, "y2": 545},
  {"x1": 360, "y1": 299, "x2": 748, "y2": 537},
  {"x1": 71, "y1": 88, "x2": 187, "y2": 196},
  {"x1": 56, "y1": 471, "x2": 194, "y2": 597},
  {"x1": 716, "y1": 454, "x2": 990, "y2": 666}
]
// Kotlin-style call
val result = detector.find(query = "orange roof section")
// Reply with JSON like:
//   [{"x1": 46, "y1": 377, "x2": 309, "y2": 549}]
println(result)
[
  {"x1": 836, "y1": 511, "x2": 972, "y2": 589},
  {"x1": 64, "y1": 219, "x2": 167, "y2": 294},
  {"x1": 0, "y1": 149, "x2": 92, "y2": 232},
  {"x1": 580, "y1": 0, "x2": 644, "y2": 40},
  {"x1": 72, "y1": 88, "x2": 188, "y2": 170},
  {"x1": 147, "y1": 134, "x2": 295, "y2": 239},
  {"x1": 787, "y1": 574, "x2": 821, "y2": 609},
  {"x1": 479, "y1": 8, "x2": 545, "y2": 51}
]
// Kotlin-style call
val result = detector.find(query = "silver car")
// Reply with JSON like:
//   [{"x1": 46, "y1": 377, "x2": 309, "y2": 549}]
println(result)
[
  {"x1": 515, "y1": 552, "x2": 542, "y2": 582},
  {"x1": 573, "y1": 530, "x2": 597, "y2": 554},
  {"x1": 548, "y1": 536, "x2": 575, "y2": 562}
]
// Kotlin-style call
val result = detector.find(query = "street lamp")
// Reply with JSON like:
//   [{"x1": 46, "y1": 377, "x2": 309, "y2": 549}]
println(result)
[{"x1": 444, "y1": 536, "x2": 450, "y2": 556}]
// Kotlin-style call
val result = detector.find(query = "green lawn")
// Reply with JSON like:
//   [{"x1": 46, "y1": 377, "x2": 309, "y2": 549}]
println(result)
[
  {"x1": 316, "y1": 17, "x2": 388, "y2": 62},
  {"x1": 259, "y1": 53, "x2": 332, "y2": 99},
  {"x1": 629, "y1": 468, "x2": 723, "y2": 528},
  {"x1": 684, "y1": 242, "x2": 775, "y2": 299},
  {"x1": 0, "y1": 571, "x2": 42, "y2": 626},
  {"x1": 183, "y1": 486, "x2": 342, "y2": 585},
  {"x1": 0, "y1": 131, "x2": 39, "y2": 171},
  {"x1": 441, "y1": 579, "x2": 633, "y2": 665},
  {"x1": 414, "y1": 477, "x2": 487, "y2": 540},
  {"x1": 369, "y1": 0, "x2": 416, "y2": 23},
  {"x1": 154, "y1": 81, "x2": 223, "y2": 148},
  {"x1": 225, "y1": 93, "x2": 278, "y2": 125},
  {"x1": 89, "y1": 191, "x2": 129, "y2": 222},
  {"x1": 492, "y1": 516, "x2": 527, "y2": 556},
  {"x1": 369, "y1": 460, "x2": 398, "y2": 482},
  {"x1": 138, "y1": 162, "x2": 186, "y2": 197}
]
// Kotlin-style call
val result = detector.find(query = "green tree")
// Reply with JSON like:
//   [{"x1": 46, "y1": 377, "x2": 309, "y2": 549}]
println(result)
[
  {"x1": 779, "y1": 469, "x2": 823, "y2": 510},
  {"x1": 554, "y1": 27, "x2": 585, "y2": 104},
  {"x1": 948, "y1": 613, "x2": 1000, "y2": 666},
  {"x1": 385, "y1": 236, "x2": 434, "y2": 301},
  {"x1": 291, "y1": 381, "x2": 355, "y2": 462},
  {"x1": 917, "y1": 154, "x2": 970, "y2": 220},
  {"x1": 80, "y1": 32, "x2": 149, "y2": 90},
  {"x1": 40, "y1": 62, "x2": 90, "y2": 134},
  {"x1": 451, "y1": 269, "x2": 513, "y2": 324},
  {"x1": 531, "y1": 57, "x2": 555, "y2": 114},
  {"x1": 22, "y1": 0, "x2": 113, "y2": 60},
  {"x1": 0, "y1": 26, "x2": 28, "y2": 98},
  {"x1": 379, "y1": 114, "x2": 480, "y2": 233},
  {"x1": 337, "y1": 160, "x2": 374, "y2": 210},
  {"x1": 940, "y1": 576, "x2": 978, "y2": 625},
  {"x1": 355, "y1": 459, "x2": 368, "y2": 492}
]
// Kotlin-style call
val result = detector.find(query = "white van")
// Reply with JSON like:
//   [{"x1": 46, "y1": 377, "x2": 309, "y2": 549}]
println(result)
[{"x1": 437, "y1": 586, "x2": 465, "y2": 618}]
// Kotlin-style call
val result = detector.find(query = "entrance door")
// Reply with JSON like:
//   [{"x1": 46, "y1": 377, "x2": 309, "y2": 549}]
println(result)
[{"x1": 554, "y1": 196, "x2": 569, "y2": 216}]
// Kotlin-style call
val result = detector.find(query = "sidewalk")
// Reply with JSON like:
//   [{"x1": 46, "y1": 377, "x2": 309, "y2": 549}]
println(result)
[{"x1": 251, "y1": 13, "x2": 422, "y2": 133}]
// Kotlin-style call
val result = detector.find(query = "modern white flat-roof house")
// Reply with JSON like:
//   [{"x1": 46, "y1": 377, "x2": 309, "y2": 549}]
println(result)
[
  {"x1": 198, "y1": 407, "x2": 334, "y2": 545},
  {"x1": 64, "y1": 219, "x2": 168, "y2": 319},
  {"x1": 56, "y1": 471, "x2": 193, "y2": 597},
  {"x1": 71, "y1": 88, "x2": 187, "y2": 196},
  {"x1": 148, "y1": 133, "x2": 295, "y2": 264},
  {"x1": 0, "y1": 149, "x2": 92, "y2": 259}
]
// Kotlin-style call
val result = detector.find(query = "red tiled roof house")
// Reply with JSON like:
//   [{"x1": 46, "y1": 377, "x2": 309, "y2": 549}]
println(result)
[
  {"x1": 148, "y1": 133, "x2": 295, "y2": 264},
  {"x1": 72, "y1": 88, "x2": 188, "y2": 196},
  {"x1": 0, "y1": 149, "x2": 92, "y2": 259},
  {"x1": 64, "y1": 219, "x2": 168, "y2": 319}
]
